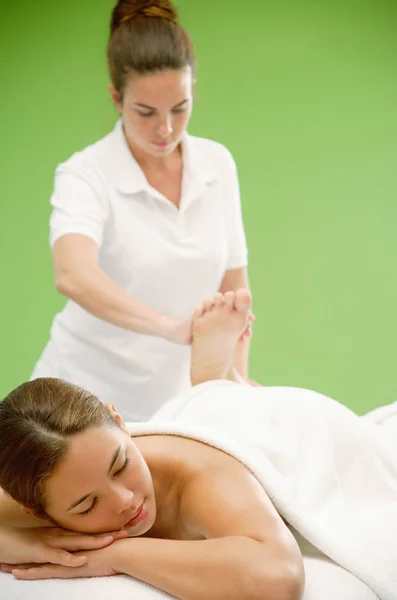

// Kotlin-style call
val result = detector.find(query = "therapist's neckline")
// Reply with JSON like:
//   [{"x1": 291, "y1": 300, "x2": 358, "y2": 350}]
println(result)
[{"x1": 122, "y1": 127, "x2": 183, "y2": 171}]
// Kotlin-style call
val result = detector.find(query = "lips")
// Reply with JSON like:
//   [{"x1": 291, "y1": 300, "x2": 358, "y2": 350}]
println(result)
[
  {"x1": 153, "y1": 140, "x2": 171, "y2": 147},
  {"x1": 124, "y1": 502, "x2": 146, "y2": 527}
]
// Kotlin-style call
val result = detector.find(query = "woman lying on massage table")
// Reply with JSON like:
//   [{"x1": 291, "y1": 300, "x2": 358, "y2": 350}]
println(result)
[
  {"x1": 0, "y1": 289, "x2": 393, "y2": 600},
  {"x1": 2, "y1": 289, "x2": 302, "y2": 600}
]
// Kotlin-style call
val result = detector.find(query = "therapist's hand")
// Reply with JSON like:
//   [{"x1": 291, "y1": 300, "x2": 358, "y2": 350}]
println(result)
[
  {"x1": 239, "y1": 312, "x2": 255, "y2": 342},
  {"x1": 0, "y1": 525, "x2": 127, "y2": 568},
  {"x1": 162, "y1": 314, "x2": 193, "y2": 345}
]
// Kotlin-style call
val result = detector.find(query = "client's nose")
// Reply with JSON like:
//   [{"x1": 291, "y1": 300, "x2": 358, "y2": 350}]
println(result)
[{"x1": 114, "y1": 485, "x2": 135, "y2": 514}]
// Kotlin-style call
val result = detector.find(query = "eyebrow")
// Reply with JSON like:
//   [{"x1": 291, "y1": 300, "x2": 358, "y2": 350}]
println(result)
[
  {"x1": 134, "y1": 99, "x2": 189, "y2": 110},
  {"x1": 66, "y1": 445, "x2": 122, "y2": 512}
]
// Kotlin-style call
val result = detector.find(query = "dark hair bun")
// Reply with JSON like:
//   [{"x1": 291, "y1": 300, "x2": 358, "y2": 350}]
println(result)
[{"x1": 111, "y1": 0, "x2": 179, "y2": 33}]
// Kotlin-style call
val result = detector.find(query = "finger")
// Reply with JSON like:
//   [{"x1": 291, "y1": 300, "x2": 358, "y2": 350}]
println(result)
[
  {"x1": 47, "y1": 548, "x2": 87, "y2": 567},
  {"x1": 108, "y1": 529, "x2": 128, "y2": 540},
  {"x1": 50, "y1": 534, "x2": 114, "y2": 551},
  {"x1": 12, "y1": 565, "x2": 79, "y2": 581},
  {"x1": 239, "y1": 326, "x2": 252, "y2": 342},
  {"x1": 1, "y1": 563, "x2": 37, "y2": 572}
]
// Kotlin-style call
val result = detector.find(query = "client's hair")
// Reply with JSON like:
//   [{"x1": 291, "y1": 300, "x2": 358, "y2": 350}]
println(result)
[{"x1": 0, "y1": 378, "x2": 117, "y2": 518}]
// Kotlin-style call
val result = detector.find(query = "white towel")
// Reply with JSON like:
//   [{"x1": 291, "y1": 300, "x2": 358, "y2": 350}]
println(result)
[{"x1": 127, "y1": 380, "x2": 397, "y2": 600}]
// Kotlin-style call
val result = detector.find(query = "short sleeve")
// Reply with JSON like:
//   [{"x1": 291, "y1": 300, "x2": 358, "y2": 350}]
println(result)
[
  {"x1": 225, "y1": 154, "x2": 249, "y2": 271},
  {"x1": 49, "y1": 166, "x2": 109, "y2": 248}
]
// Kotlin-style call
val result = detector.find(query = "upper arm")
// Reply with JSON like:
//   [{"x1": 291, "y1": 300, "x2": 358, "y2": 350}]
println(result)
[
  {"x1": 50, "y1": 167, "x2": 108, "y2": 251},
  {"x1": 222, "y1": 151, "x2": 248, "y2": 271},
  {"x1": 49, "y1": 166, "x2": 108, "y2": 278},
  {"x1": 52, "y1": 234, "x2": 100, "y2": 282},
  {"x1": 181, "y1": 464, "x2": 299, "y2": 559}
]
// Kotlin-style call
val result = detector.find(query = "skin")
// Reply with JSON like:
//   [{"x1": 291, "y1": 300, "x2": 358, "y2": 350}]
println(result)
[
  {"x1": 109, "y1": 67, "x2": 193, "y2": 173},
  {"x1": 0, "y1": 290, "x2": 304, "y2": 600}
]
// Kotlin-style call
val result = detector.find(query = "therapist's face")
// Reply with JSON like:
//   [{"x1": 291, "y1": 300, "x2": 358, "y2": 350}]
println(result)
[
  {"x1": 109, "y1": 67, "x2": 194, "y2": 159},
  {"x1": 43, "y1": 415, "x2": 156, "y2": 537}
]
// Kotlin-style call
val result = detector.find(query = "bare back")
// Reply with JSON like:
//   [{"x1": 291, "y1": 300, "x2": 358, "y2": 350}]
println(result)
[{"x1": 133, "y1": 434, "x2": 299, "y2": 561}]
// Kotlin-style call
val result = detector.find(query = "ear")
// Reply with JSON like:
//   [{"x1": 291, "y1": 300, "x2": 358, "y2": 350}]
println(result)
[
  {"x1": 108, "y1": 83, "x2": 122, "y2": 112},
  {"x1": 21, "y1": 506, "x2": 49, "y2": 522},
  {"x1": 106, "y1": 403, "x2": 129, "y2": 434}
]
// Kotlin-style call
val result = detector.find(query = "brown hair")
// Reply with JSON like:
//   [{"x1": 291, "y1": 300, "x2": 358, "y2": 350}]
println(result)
[
  {"x1": 108, "y1": 0, "x2": 195, "y2": 97},
  {"x1": 0, "y1": 378, "x2": 117, "y2": 518}
]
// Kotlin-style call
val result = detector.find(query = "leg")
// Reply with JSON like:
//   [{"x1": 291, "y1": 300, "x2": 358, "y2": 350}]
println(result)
[{"x1": 190, "y1": 289, "x2": 252, "y2": 386}]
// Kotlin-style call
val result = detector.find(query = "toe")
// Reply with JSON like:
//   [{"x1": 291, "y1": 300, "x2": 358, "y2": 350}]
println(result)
[
  {"x1": 203, "y1": 297, "x2": 215, "y2": 311},
  {"x1": 224, "y1": 291, "x2": 235, "y2": 310},
  {"x1": 193, "y1": 303, "x2": 205, "y2": 319},
  {"x1": 213, "y1": 292, "x2": 224, "y2": 308},
  {"x1": 234, "y1": 288, "x2": 252, "y2": 315}
]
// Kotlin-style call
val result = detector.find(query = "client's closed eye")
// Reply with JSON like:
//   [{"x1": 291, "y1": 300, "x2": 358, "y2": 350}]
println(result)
[
  {"x1": 114, "y1": 457, "x2": 130, "y2": 477},
  {"x1": 79, "y1": 497, "x2": 98, "y2": 516},
  {"x1": 77, "y1": 457, "x2": 130, "y2": 516}
]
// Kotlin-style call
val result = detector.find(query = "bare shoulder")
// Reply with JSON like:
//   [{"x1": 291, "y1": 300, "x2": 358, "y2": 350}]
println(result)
[
  {"x1": 179, "y1": 449, "x2": 288, "y2": 541},
  {"x1": 145, "y1": 436, "x2": 295, "y2": 546}
]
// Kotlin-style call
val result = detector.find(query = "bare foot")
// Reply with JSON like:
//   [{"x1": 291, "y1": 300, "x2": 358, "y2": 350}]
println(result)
[{"x1": 190, "y1": 289, "x2": 252, "y2": 386}]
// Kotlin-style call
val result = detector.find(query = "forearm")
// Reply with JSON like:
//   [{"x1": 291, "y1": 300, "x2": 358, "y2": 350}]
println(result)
[
  {"x1": 56, "y1": 266, "x2": 171, "y2": 339},
  {"x1": 112, "y1": 536, "x2": 303, "y2": 600}
]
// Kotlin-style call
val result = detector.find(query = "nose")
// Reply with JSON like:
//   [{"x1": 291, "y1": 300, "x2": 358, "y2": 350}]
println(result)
[
  {"x1": 113, "y1": 485, "x2": 135, "y2": 514},
  {"x1": 157, "y1": 114, "x2": 173, "y2": 138}
]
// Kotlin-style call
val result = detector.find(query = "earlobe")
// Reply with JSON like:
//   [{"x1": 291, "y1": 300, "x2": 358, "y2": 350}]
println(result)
[{"x1": 22, "y1": 506, "x2": 46, "y2": 521}]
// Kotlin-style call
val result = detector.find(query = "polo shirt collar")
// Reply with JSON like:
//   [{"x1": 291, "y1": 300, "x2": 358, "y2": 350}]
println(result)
[{"x1": 109, "y1": 120, "x2": 218, "y2": 196}]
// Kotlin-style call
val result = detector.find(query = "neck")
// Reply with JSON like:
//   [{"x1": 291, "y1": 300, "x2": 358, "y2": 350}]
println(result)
[
  {"x1": 134, "y1": 437, "x2": 183, "y2": 534},
  {"x1": 127, "y1": 138, "x2": 182, "y2": 172}
]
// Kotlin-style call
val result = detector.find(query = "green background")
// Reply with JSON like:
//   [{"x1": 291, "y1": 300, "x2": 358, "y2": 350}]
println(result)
[{"x1": 1, "y1": 0, "x2": 396, "y2": 414}]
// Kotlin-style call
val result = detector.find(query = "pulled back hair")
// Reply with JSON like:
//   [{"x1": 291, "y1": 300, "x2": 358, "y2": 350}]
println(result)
[
  {"x1": 108, "y1": 0, "x2": 195, "y2": 97},
  {"x1": 0, "y1": 378, "x2": 117, "y2": 518}
]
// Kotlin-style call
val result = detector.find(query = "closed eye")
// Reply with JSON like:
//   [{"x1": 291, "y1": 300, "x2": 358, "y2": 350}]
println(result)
[
  {"x1": 114, "y1": 457, "x2": 130, "y2": 476},
  {"x1": 137, "y1": 106, "x2": 187, "y2": 118},
  {"x1": 77, "y1": 458, "x2": 129, "y2": 516},
  {"x1": 78, "y1": 497, "x2": 97, "y2": 517}
]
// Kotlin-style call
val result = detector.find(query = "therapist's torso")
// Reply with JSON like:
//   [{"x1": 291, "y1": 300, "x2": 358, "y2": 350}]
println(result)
[{"x1": 32, "y1": 121, "x2": 248, "y2": 421}]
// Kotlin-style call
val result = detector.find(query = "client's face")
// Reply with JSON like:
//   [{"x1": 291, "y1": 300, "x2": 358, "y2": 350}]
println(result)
[{"x1": 45, "y1": 424, "x2": 156, "y2": 536}]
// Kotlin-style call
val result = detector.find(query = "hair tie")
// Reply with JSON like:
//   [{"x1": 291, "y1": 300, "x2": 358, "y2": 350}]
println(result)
[{"x1": 120, "y1": 5, "x2": 177, "y2": 26}]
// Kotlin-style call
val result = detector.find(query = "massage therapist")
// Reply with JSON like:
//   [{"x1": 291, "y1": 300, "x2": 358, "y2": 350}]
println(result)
[{"x1": 31, "y1": 0, "x2": 251, "y2": 421}]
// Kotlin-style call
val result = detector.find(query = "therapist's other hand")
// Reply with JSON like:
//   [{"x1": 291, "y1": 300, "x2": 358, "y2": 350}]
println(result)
[
  {"x1": 0, "y1": 525, "x2": 127, "y2": 568},
  {"x1": 239, "y1": 312, "x2": 255, "y2": 342},
  {"x1": 162, "y1": 314, "x2": 193, "y2": 345},
  {"x1": 1, "y1": 544, "x2": 120, "y2": 580}
]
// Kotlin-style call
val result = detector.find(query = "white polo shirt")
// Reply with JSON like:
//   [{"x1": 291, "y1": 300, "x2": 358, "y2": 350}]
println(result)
[{"x1": 32, "y1": 120, "x2": 248, "y2": 421}]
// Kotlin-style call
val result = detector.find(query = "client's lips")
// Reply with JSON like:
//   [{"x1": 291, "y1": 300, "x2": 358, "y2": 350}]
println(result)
[{"x1": 124, "y1": 502, "x2": 147, "y2": 528}]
